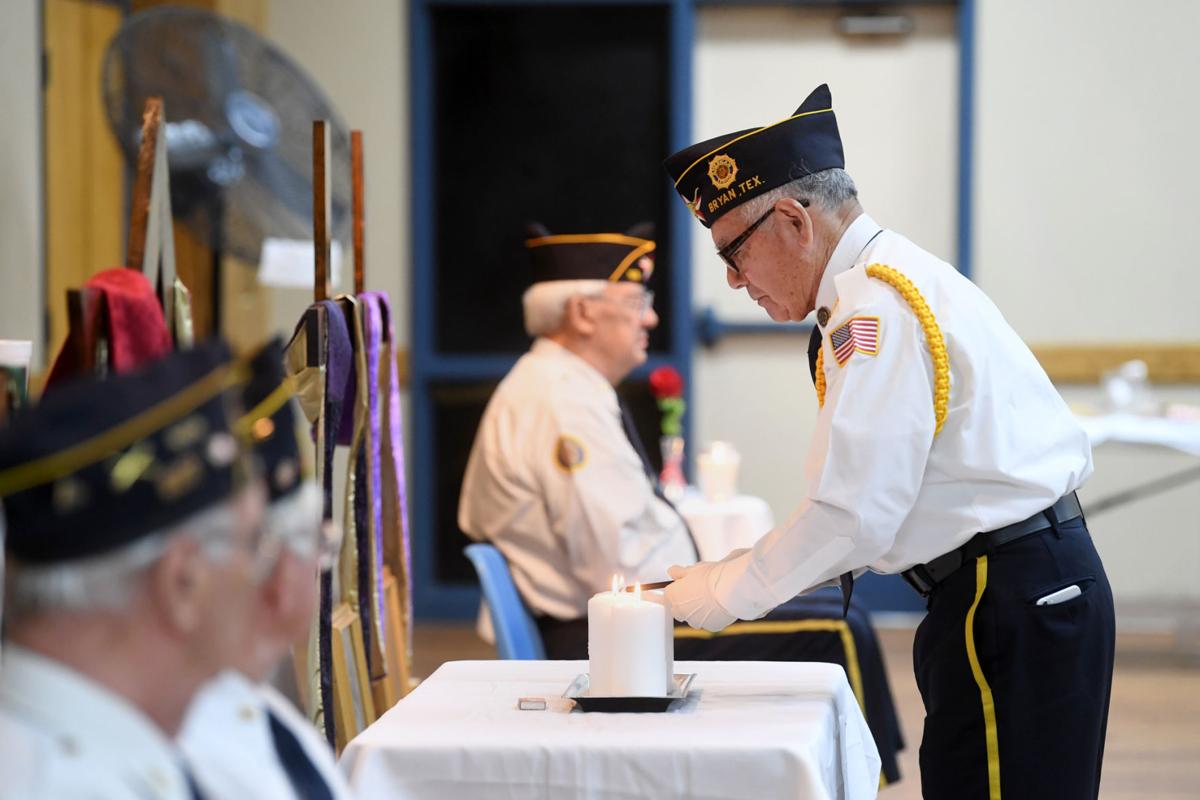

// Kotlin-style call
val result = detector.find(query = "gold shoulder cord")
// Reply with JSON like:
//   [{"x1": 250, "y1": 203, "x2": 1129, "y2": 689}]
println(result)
[{"x1": 815, "y1": 264, "x2": 950, "y2": 436}]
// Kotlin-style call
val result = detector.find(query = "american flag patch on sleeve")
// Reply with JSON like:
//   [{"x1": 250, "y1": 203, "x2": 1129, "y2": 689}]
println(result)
[{"x1": 829, "y1": 316, "x2": 881, "y2": 366}]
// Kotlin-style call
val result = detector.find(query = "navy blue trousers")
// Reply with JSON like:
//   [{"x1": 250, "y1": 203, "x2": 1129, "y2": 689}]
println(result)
[
  {"x1": 914, "y1": 516, "x2": 1115, "y2": 799},
  {"x1": 539, "y1": 592, "x2": 905, "y2": 784}
]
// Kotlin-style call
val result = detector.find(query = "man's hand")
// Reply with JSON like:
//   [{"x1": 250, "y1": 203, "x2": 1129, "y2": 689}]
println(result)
[{"x1": 665, "y1": 560, "x2": 737, "y2": 632}]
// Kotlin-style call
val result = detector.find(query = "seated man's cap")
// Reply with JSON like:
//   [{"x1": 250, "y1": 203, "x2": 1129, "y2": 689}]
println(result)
[
  {"x1": 663, "y1": 84, "x2": 844, "y2": 229},
  {"x1": 235, "y1": 338, "x2": 305, "y2": 503},
  {"x1": 0, "y1": 340, "x2": 247, "y2": 564},
  {"x1": 525, "y1": 222, "x2": 655, "y2": 285}
]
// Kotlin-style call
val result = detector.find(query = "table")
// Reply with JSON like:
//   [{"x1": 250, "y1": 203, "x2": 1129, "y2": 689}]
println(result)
[
  {"x1": 1073, "y1": 411, "x2": 1200, "y2": 632},
  {"x1": 340, "y1": 660, "x2": 881, "y2": 800},
  {"x1": 676, "y1": 489, "x2": 775, "y2": 562},
  {"x1": 1076, "y1": 412, "x2": 1200, "y2": 457}
]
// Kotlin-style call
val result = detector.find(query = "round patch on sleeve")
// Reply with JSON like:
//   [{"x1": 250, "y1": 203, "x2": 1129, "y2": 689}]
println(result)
[{"x1": 553, "y1": 435, "x2": 588, "y2": 472}]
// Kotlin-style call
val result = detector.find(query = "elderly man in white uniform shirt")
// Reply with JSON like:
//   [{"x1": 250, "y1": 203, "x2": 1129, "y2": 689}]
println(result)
[
  {"x1": 459, "y1": 223, "x2": 694, "y2": 627},
  {"x1": 663, "y1": 84, "x2": 1115, "y2": 800},
  {"x1": 0, "y1": 342, "x2": 265, "y2": 800},
  {"x1": 180, "y1": 340, "x2": 352, "y2": 800},
  {"x1": 459, "y1": 222, "x2": 906, "y2": 783}
]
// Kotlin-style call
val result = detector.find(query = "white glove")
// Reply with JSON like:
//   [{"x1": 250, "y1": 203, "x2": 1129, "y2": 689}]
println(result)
[{"x1": 665, "y1": 560, "x2": 738, "y2": 632}]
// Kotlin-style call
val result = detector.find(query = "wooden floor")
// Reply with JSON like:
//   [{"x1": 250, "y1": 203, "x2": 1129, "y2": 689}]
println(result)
[{"x1": 412, "y1": 623, "x2": 1200, "y2": 799}]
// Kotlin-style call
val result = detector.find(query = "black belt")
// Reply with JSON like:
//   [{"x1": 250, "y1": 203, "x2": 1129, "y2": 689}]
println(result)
[{"x1": 901, "y1": 492, "x2": 1083, "y2": 598}]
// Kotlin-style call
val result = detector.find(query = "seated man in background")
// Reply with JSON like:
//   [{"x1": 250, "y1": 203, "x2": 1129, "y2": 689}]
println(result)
[
  {"x1": 459, "y1": 224, "x2": 904, "y2": 783},
  {"x1": 0, "y1": 342, "x2": 266, "y2": 799},
  {"x1": 180, "y1": 339, "x2": 353, "y2": 800}
]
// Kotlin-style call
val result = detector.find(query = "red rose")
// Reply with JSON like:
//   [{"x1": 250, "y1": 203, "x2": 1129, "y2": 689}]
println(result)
[{"x1": 649, "y1": 365, "x2": 684, "y2": 399}]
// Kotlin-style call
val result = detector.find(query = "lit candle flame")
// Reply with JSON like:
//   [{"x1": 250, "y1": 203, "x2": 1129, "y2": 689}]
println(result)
[
  {"x1": 634, "y1": 582, "x2": 642, "y2": 601},
  {"x1": 611, "y1": 574, "x2": 619, "y2": 595}
]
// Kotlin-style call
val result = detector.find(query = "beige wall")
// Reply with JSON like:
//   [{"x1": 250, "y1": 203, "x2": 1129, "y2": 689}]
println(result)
[
  {"x1": 975, "y1": 0, "x2": 1200, "y2": 342},
  {"x1": 694, "y1": 5, "x2": 958, "y2": 321},
  {"x1": 690, "y1": 0, "x2": 1200, "y2": 620},
  {"x1": 263, "y1": 0, "x2": 410, "y2": 527},
  {"x1": 0, "y1": 0, "x2": 44, "y2": 367},
  {"x1": 973, "y1": 0, "x2": 1200, "y2": 619},
  {"x1": 264, "y1": 0, "x2": 410, "y2": 345},
  {"x1": 692, "y1": 4, "x2": 959, "y2": 538}
]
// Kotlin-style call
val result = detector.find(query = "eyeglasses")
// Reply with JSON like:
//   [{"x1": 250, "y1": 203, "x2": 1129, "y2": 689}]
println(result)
[
  {"x1": 251, "y1": 514, "x2": 343, "y2": 575},
  {"x1": 590, "y1": 290, "x2": 655, "y2": 318},
  {"x1": 715, "y1": 199, "x2": 808, "y2": 273}
]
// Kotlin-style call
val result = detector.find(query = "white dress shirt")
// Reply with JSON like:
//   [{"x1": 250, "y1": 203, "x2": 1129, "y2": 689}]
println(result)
[
  {"x1": 459, "y1": 339, "x2": 696, "y2": 620},
  {"x1": 180, "y1": 669, "x2": 353, "y2": 800},
  {"x1": 0, "y1": 645, "x2": 195, "y2": 800},
  {"x1": 715, "y1": 214, "x2": 1093, "y2": 619}
]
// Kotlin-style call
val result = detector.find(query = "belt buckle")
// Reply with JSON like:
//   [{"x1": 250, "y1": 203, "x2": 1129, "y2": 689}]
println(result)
[{"x1": 901, "y1": 567, "x2": 934, "y2": 598}]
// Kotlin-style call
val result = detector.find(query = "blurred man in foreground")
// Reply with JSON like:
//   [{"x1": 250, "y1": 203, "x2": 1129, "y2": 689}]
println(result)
[
  {"x1": 0, "y1": 342, "x2": 265, "y2": 799},
  {"x1": 180, "y1": 340, "x2": 352, "y2": 800}
]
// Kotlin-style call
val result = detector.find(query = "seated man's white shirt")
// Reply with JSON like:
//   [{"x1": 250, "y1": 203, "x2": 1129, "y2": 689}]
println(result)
[
  {"x1": 459, "y1": 338, "x2": 695, "y2": 620},
  {"x1": 180, "y1": 668, "x2": 353, "y2": 800},
  {"x1": 0, "y1": 645, "x2": 195, "y2": 800}
]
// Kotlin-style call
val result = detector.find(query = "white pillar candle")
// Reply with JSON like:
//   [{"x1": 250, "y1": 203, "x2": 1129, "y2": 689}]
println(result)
[
  {"x1": 586, "y1": 576, "x2": 623, "y2": 696},
  {"x1": 587, "y1": 579, "x2": 671, "y2": 697},
  {"x1": 608, "y1": 584, "x2": 669, "y2": 697},
  {"x1": 642, "y1": 589, "x2": 676, "y2": 689},
  {"x1": 698, "y1": 440, "x2": 741, "y2": 503}
]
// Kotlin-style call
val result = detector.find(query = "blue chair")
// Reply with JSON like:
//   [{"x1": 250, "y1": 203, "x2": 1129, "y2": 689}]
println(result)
[{"x1": 463, "y1": 543, "x2": 546, "y2": 660}]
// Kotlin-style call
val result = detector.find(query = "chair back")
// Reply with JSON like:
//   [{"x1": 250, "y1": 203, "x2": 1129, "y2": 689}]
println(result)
[{"x1": 463, "y1": 543, "x2": 547, "y2": 660}]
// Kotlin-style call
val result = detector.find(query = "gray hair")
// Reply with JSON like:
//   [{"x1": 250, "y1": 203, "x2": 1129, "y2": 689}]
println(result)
[
  {"x1": 261, "y1": 479, "x2": 323, "y2": 560},
  {"x1": 736, "y1": 168, "x2": 859, "y2": 220},
  {"x1": 521, "y1": 280, "x2": 608, "y2": 337},
  {"x1": 4, "y1": 498, "x2": 243, "y2": 617}
]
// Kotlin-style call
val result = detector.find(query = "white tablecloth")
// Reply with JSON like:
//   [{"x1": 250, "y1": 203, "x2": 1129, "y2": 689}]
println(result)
[
  {"x1": 340, "y1": 660, "x2": 880, "y2": 800},
  {"x1": 1077, "y1": 412, "x2": 1200, "y2": 457},
  {"x1": 676, "y1": 490, "x2": 775, "y2": 562}
]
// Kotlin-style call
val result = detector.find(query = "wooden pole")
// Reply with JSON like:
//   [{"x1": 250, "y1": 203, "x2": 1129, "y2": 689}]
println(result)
[
  {"x1": 351, "y1": 130, "x2": 365, "y2": 295},
  {"x1": 126, "y1": 97, "x2": 162, "y2": 271},
  {"x1": 313, "y1": 120, "x2": 332, "y2": 301},
  {"x1": 123, "y1": 96, "x2": 184, "y2": 342}
]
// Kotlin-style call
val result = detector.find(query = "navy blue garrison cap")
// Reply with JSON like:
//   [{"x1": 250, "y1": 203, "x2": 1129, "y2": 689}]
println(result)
[
  {"x1": 236, "y1": 337, "x2": 305, "y2": 504},
  {"x1": 663, "y1": 84, "x2": 845, "y2": 228},
  {"x1": 525, "y1": 222, "x2": 656, "y2": 285},
  {"x1": 0, "y1": 340, "x2": 246, "y2": 564}
]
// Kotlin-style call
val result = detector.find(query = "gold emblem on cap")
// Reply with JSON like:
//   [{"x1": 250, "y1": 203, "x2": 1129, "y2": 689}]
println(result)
[
  {"x1": 165, "y1": 415, "x2": 209, "y2": 453},
  {"x1": 685, "y1": 188, "x2": 705, "y2": 222},
  {"x1": 53, "y1": 477, "x2": 90, "y2": 515},
  {"x1": 110, "y1": 443, "x2": 155, "y2": 493},
  {"x1": 707, "y1": 154, "x2": 738, "y2": 190},
  {"x1": 156, "y1": 454, "x2": 203, "y2": 501},
  {"x1": 817, "y1": 307, "x2": 831, "y2": 327}
]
